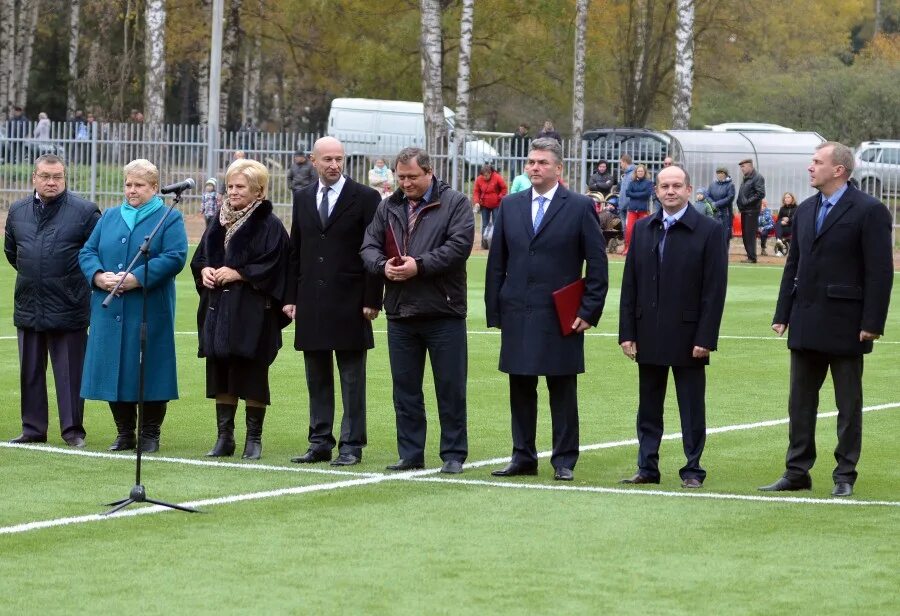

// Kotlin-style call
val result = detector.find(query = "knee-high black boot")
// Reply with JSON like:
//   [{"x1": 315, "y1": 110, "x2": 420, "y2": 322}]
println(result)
[
  {"x1": 206, "y1": 403, "x2": 237, "y2": 457},
  {"x1": 140, "y1": 402, "x2": 167, "y2": 453},
  {"x1": 241, "y1": 406, "x2": 266, "y2": 460},
  {"x1": 108, "y1": 403, "x2": 137, "y2": 451}
]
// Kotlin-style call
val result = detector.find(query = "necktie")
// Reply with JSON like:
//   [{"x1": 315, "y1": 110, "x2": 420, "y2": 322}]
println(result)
[
  {"x1": 816, "y1": 199, "x2": 832, "y2": 234},
  {"x1": 534, "y1": 195, "x2": 547, "y2": 231},
  {"x1": 659, "y1": 216, "x2": 675, "y2": 260},
  {"x1": 407, "y1": 199, "x2": 420, "y2": 233},
  {"x1": 319, "y1": 185, "x2": 330, "y2": 227}
]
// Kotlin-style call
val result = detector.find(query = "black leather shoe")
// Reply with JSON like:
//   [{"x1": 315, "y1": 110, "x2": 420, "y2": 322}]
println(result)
[
  {"x1": 330, "y1": 453, "x2": 361, "y2": 466},
  {"x1": 64, "y1": 436, "x2": 86, "y2": 448},
  {"x1": 619, "y1": 473, "x2": 660, "y2": 484},
  {"x1": 385, "y1": 459, "x2": 424, "y2": 471},
  {"x1": 758, "y1": 476, "x2": 812, "y2": 491},
  {"x1": 491, "y1": 462, "x2": 538, "y2": 477},
  {"x1": 832, "y1": 482, "x2": 853, "y2": 497},
  {"x1": 682, "y1": 478, "x2": 703, "y2": 489},
  {"x1": 440, "y1": 460, "x2": 463, "y2": 474},
  {"x1": 554, "y1": 467, "x2": 574, "y2": 481},
  {"x1": 9, "y1": 434, "x2": 47, "y2": 444},
  {"x1": 291, "y1": 449, "x2": 332, "y2": 464}
]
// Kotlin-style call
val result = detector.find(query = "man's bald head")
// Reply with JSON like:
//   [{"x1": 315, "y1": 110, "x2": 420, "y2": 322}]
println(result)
[{"x1": 312, "y1": 136, "x2": 345, "y2": 186}]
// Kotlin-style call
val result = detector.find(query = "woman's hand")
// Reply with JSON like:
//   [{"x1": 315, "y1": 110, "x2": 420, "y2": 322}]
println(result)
[
  {"x1": 213, "y1": 266, "x2": 243, "y2": 286},
  {"x1": 201, "y1": 267, "x2": 217, "y2": 289},
  {"x1": 116, "y1": 272, "x2": 140, "y2": 292}
]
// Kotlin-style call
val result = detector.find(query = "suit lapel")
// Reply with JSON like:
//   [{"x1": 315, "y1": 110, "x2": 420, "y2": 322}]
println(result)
[
  {"x1": 816, "y1": 186, "x2": 854, "y2": 239},
  {"x1": 303, "y1": 183, "x2": 325, "y2": 230},
  {"x1": 325, "y1": 177, "x2": 355, "y2": 229},
  {"x1": 518, "y1": 190, "x2": 536, "y2": 239}
]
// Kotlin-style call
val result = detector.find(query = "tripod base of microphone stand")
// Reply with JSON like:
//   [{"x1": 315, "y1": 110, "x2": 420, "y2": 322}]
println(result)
[{"x1": 104, "y1": 484, "x2": 201, "y2": 515}]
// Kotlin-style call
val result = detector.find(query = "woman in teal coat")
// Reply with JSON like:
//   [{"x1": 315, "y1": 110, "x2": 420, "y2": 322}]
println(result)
[{"x1": 79, "y1": 159, "x2": 188, "y2": 453}]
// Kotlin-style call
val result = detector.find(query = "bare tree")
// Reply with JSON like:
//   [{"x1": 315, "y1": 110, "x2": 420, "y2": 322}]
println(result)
[
  {"x1": 197, "y1": 0, "x2": 211, "y2": 124},
  {"x1": 454, "y1": 0, "x2": 475, "y2": 165},
  {"x1": 572, "y1": 0, "x2": 589, "y2": 144},
  {"x1": 144, "y1": 0, "x2": 166, "y2": 124},
  {"x1": 243, "y1": 0, "x2": 263, "y2": 126},
  {"x1": 14, "y1": 0, "x2": 40, "y2": 111},
  {"x1": 874, "y1": 0, "x2": 882, "y2": 35},
  {"x1": 0, "y1": 0, "x2": 13, "y2": 118},
  {"x1": 420, "y1": 0, "x2": 446, "y2": 154},
  {"x1": 67, "y1": 0, "x2": 80, "y2": 118},
  {"x1": 671, "y1": 0, "x2": 694, "y2": 129},
  {"x1": 220, "y1": 0, "x2": 243, "y2": 129}
]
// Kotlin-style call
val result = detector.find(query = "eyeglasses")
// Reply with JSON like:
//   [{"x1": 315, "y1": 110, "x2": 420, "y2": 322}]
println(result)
[{"x1": 35, "y1": 173, "x2": 65, "y2": 181}]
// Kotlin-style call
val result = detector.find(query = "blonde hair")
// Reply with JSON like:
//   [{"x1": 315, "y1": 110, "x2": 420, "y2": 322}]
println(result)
[
  {"x1": 634, "y1": 164, "x2": 648, "y2": 179},
  {"x1": 123, "y1": 159, "x2": 159, "y2": 187},
  {"x1": 782, "y1": 192, "x2": 797, "y2": 206},
  {"x1": 226, "y1": 159, "x2": 269, "y2": 199}
]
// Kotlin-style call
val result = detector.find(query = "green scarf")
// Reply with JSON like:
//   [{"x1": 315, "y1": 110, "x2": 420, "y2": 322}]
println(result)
[{"x1": 120, "y1": 195, "x2": 164, "y2": 230}]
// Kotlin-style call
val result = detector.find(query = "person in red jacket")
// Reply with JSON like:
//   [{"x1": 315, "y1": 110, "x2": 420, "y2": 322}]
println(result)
[{"x1": 473, "y1": 163, "x2": 507, "y2": 249}]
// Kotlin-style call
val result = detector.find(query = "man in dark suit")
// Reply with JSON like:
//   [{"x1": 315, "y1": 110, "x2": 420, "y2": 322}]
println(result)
[
  {"x1": 618, "y1": 165, "x2": 728, "y2": 488},
  {"x1": 5, "y1": 154, "x2": 101, "y2": 447},
  {"x1": 485, "y1": 137, "x2": 608, "y2": 481},
  {"x1": 761, "y1": 141, "x2": 893, "y2": 497},
  {"x1": 284, "y1": 136, "x2": 383, "y2": 467}
]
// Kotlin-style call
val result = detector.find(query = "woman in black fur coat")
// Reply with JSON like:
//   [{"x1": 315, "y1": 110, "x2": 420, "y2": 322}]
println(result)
[{"x1": 190, "y1": 159, "x2": 291, "y2": 459}]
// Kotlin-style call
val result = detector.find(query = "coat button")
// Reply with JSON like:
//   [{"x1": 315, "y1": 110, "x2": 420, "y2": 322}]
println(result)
[
  {"x1": 121, "y1": 237, "x2": 127, "y2": 244},
  {"x1": 528, "y1": 250, "x2": 535, "y2": 256},
  {"x1": 317, "y1": 280, "x2": 325, "y2": 287},
  {"x1": 118, "y1": 263, "x2": 124, "y2": 270},
  {"x1": 651, "y1": 302, "x2": 657, "y2": 308},
  {"x1": 115, "y1": 315, "x2": 121, "y2": 322},
  {"x1": 320, "y1": 234, "x2": 326, "y2": 240},
  {"x1": 318, "y1": 256, "x2": 324, "y2": 263}
]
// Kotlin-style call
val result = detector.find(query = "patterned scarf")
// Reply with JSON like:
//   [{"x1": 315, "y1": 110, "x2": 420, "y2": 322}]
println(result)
[{"x1": 220, "y1": 197, "x2": 262, "y2": 247}]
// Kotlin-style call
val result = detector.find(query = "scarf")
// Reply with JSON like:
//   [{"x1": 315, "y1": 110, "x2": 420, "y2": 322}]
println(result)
[
  {"x1": 120, "y1": 195, "x2": 164, "y2": 230},
  {"x1": 220, "y1": 197, "x2": 262, "y2": 247}
]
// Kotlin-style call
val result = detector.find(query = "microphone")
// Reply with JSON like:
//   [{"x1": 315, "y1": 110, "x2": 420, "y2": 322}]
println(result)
[{"x1": 160, "y1": 178, "x2": 196, "y2": 194}]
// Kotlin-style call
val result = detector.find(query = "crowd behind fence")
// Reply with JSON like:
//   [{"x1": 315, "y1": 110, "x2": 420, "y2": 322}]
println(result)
[{"x1": 1, "y1": 121, "x2": 897, "y2": 244}]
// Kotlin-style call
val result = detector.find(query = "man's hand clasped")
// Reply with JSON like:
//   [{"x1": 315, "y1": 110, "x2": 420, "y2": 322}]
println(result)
[{"x1": 385, "y1": 255, "x2": 418, "y2": 282}]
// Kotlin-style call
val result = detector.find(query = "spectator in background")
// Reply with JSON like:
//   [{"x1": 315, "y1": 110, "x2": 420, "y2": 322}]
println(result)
[
  {"x1": 774, "y1": 192, "x2": 798, "y2": 257},
  {"x1": 201, "y1": 178, "x2": 220, "y2": 228},
  {"x1": 618, "y1": 154, "x2": 636, "y2": 243},
  {"x1": 368, "y1": 157, "x2": 395, "y2": 197},
  {"x1": 509, "y1": 123, "x2": 531, "y2": 176},
  {"x1": 758, "y1": 199, "x2": 775, "y2": 256},
  {"x1": 287, "y1": 150, "x2": 318, "y2": 194},
  {"x1": 694, "y1": 190, "x2": 716, "y2": 218},
  {"x1": 33, "y1": 112, "x2": 51, "y2": 141},
  {"x1": 5, "y1": 155, "x2": 101, "y2": 447},
  {"x1": 5, "y1": 106, "x2": 29, "y2": 163},
  {"x1": 736, "y1": 158, "x2": 766, "y2": 263},
  {"x1": 587, "y1": 160, "x2": 614, "y2": 196},
  {"x1": 624, "y1": 164, "x2": 653, "y2": 255},
  {"x1": 232, "y1": 150, "x2": 246, "y2": 161},
  {"x1": 510, "y1": 170, "x2": 531, "y2": 194},
  {"x1": 662, "y1": 156, "x2": 674, "y2": 167},
  {"x1": 706, "y1": 166, "x2": 736, "y2": 240},
  {"x1": 537, "y1": 120, "x2": 562, "y2": 143},
  {"x1": 472, "y1": 163, "x2": 507, "y2": 250}
]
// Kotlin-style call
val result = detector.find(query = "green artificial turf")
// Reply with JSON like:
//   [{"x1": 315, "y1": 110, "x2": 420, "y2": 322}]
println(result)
[{"x1": 0, "y1": 252, "x2": 898, "y2": 614}]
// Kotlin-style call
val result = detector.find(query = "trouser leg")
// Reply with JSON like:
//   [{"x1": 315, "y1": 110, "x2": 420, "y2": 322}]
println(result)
[
  {"x1": 426, "y1": 319, "x2": 468, "y2": 463},
  {"x1": 303, "y1": 350, "x2": 337, "y2": 453},
  {"x1": 636, "y1": 364, "x2": 668, "y2": 480},
  {"x1": 17, "y1": 328, "x2": 49, "y2": 438},
  {"x1": 672, "y1": 365, "x2": 707, "y2": 482},
  {"x1": 335, "y1": 349, "x2": 367, "y2": 457},
  {"x1": 387, "y1": 320, "x2": 427, "y2": 463},
  {"x1": 546, "y1": 374, "x2": 579, "y2": 470},
  {"x1": 830, "y1": 355, "x2": 864, "y2": 485},
  {"x1": 741, "y1": 211, "x2": 759, "y2": 260},
  {"x1": 509, "y1": 374, "x2": 539, "y2": 466},
  {"x1": 47, "y1": 329, "x2": 88, "y2": 441},
  {"x1": 785, "y1": 350, "x2": 829, "y2": 480}
]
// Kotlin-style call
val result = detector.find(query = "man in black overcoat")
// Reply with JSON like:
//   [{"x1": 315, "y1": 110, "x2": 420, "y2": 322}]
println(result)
[
  {"x1": 760, "y1": 142, "x2": 893, "y2": 497},
  {"x1": 284, "y1": 137, "x2": 383, "y2": 466},
  {"x1": 485, "y1": 138, "x2": 608, "y2": 481},
  {"x1": 4, "y1": 154, "x2": 100, "y2": 446},
  {"x1": 618, "y1": 165, "x2": 728, "y2": 488}
]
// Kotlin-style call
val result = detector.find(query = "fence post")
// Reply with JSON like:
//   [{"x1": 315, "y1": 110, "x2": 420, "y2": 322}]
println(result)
[{"x1": 89, "y1": 121, "x2": 98, "y2": 203}]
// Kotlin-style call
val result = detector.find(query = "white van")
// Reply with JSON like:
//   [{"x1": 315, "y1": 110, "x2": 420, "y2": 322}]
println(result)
[{"x1": 327, "y1": 98, "x2": 498, "y2": 169}]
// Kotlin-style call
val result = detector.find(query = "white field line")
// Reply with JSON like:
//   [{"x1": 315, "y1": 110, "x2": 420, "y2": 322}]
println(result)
[
  {"x1": 0, "y1": 442, "x2": 381, "y2": 478},
  {"x1": 1, "y1": 402, "x2": 898, "y2": 535},
  {"x1": 408, "y1": 476, "x2": 900, "y2": 508}
]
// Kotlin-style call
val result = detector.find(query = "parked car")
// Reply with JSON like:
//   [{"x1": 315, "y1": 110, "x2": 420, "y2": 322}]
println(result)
[
  {"x1": 853, "y1": 140, "x2": 900, "y2": 198},
  {"x1": 582, "y1": 128, "x2": 670, "y2": 176},
  {"x1": 704, "y1": 122, "x2": 795, "y2": 133}
]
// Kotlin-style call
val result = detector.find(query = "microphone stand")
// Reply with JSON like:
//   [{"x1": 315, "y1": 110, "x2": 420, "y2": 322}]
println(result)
[{"x1": 102, "y1": 190, "x2": 200, "y2": 515}]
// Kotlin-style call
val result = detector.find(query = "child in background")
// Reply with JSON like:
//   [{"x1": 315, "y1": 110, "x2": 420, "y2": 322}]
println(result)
[{"x1": 201, "y1": 178, "x2": 220, "y2": 228}]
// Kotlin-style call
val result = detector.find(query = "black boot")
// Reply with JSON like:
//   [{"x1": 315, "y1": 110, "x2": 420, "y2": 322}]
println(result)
[
  {"x1": 241, "y1": 406, "x2": 266, "y2": 460},
  {"x1": 140, "y1": 402, "x2": 167, "y2": 453},
  {"x1": 108, "y1": 403, "x2": 137, "y2": 451},
  {"x1": 206, "y1": 403, "x2": 236, "y2": 457}
]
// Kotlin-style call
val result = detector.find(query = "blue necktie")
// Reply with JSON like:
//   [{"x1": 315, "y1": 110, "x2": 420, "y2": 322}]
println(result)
[
  {"x1": 659, "y1": 216, "x2": 675, "y2": 260},
  {"x1": 533, "y1": 195, "x2": 546, "y2": 231},
  {"x1": 816, "y1": 199, "x2": 832, "y2": 234}
]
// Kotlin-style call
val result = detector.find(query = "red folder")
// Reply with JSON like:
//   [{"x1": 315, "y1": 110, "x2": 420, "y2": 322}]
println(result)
[
  {"x1": 552, "y1": 278, "x2": 585, "y2": 336},
  {"x1": 385, "y1": 222, "x2": 404, "y2": 264}
]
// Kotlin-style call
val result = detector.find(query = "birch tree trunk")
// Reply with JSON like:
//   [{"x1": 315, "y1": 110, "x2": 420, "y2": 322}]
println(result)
[
  {"x1": 220, "y1": 0, "x2": 243, "y2": 129},
  {"x1": 0, "y1": 0, "x2": 13, "y2": 118},
  {"x1": 454, "y1": 0, "x2": 474, "y2": 165},
  {"x1": 245, "y1": 3, "x2": 262, "y2": 125},
  {"x1": 67, "y1": 0, "x2": 80, "y2": 117},
  {"x1": 572, "y1": 0, "x2": 589, "y2": 144},
  {"x1": 671, "y1": 0, "x2": 694, "y2": 129},
  {"x1": 197, "y1": 0, "x2": 211, "y2": 124},
  {"x1": 874, "y1": 0, "x2": 882, "y2": 35},
  {"x1": 144, "y1": 0, "x2": 166, "y2": 124},
  {"x1": 15, "y1": 0, "x2": 40, "y2": 111},
  {"x1": 420, "y1": 0, "x2": 446, "y2": 155}
]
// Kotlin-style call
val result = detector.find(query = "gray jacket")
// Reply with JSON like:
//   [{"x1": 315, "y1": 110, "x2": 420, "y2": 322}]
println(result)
[{"x1": 287, "y1": 161, "x2": 318, "y2": 193}]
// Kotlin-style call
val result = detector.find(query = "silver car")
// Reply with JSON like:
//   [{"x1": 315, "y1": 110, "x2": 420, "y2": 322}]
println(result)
[{"x1": 853, "y1": 140, "x2": 900, "y2": 198}]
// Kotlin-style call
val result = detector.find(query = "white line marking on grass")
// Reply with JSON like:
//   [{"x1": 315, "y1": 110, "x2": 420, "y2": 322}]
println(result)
[
  {"x1": 0, "y1": 442, "x2": 381, "y2": 478},
  {"x1": 408, "y1": 476, "x2": 900, "y2": 508}
]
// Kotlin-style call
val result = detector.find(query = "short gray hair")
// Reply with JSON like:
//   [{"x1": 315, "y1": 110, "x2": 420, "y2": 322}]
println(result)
[
  {"x1": 395, "y1": 147, "x2": 433, "y2": 173},
  {"x1": 817, "y1": 141, "x2": 854, "y2": 176},
  {"x1": 529, "y1": 137, "x2": 563, "y2": 164},
  {"x1": 123, "y1": 159, "x2": 160, "y2": 187}
]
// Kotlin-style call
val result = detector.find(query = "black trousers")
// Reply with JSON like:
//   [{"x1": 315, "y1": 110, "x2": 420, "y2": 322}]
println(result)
[
  {"x1": 786, "y1": 350, "x2": 863, "y2": 485},
  {"x1": 636, "y1": 364, "x2": 707, "y2": 481},
  {"x1": 508, "y1": 374, "x2": 579, "y2": 470},
  {"x1": 740, "y1": 209, "x2": 759, "y2": 260},
  {"x1": 17, "y1": 328, "x2": 87, "y2": 440},
  {"x1": 387, "y1": 318, "x2": 468, "y2": 464},
  {"x1": 303, "y1": 349, "x2": 367, "y2": 457}
]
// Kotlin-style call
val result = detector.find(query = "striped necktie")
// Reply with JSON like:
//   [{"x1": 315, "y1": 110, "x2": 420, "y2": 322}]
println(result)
[{"x1": 407, "y1": 199, "x2": 420, "y2": 233}]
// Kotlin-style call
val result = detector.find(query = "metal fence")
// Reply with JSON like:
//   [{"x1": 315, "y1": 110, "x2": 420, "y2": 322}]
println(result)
[{"x1": 1, "y1": 121, "x2": 897, "y2": 242}]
